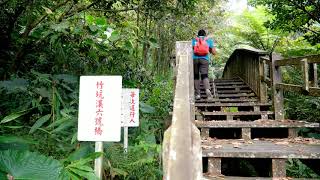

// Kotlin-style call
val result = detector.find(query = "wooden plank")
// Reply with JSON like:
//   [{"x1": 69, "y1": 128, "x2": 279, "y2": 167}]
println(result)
[
  {"x1": 214, "y1": 85, "x2": 250, "y2": 89},
  {"x1": 196, "y1": 99, "x2": 258, "y2": 103},
  {"x1": 202, "y1": 139, "x2": 320, "y2": 159},
  {"x1": 275, "y1": 83, "x2": 320, "y2": 96},
  {"x1": 194, "y1": 120, "x2": 320, "y2": 128},
  {"x1": 201, "y1": 90, "x2": 252, "y2": 94},
  {"x1": 216, "y1": 90, "x2": 253, "y2": 94},
  {"x1": 214, "y1": 79, "x2": 242, "y2": 82},
  {"x1": 214, "y1": 82, "x2": 245, "y2": 85},
  {"x1": 200, "y1": 94, "x2": 255, "y2": 98},
  {"x1": 197, "y1": 111, "x2": 274, "y2": 116},
  {"x1": 201, "y1": 174, "x2": 274, "y2": 180},
  {"x1": 195, "y1": 102, "x2": 271, "y2": 107},
  {"x1": 202, "y1": 176, "x2": 313, "y2": 180},
  {"x1": 274, "y1": 54, "x2": 320, "y2": 66}
]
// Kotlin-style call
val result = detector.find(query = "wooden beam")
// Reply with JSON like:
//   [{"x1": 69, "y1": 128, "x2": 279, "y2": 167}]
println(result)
[
  {"x1": 275, "y1": 83, "x2": 320, "y2": 96},
  {"x1": 274, "y1": 54, "x2": 320, "y2": 66}
]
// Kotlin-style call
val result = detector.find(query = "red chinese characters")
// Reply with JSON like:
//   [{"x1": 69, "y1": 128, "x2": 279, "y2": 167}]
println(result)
[
  {"x1": 129, "y1": 91, "x2": 135, "y2": 123},
  {"x1": 95, "y1": 81, "x2": 104, "y2": 136}
]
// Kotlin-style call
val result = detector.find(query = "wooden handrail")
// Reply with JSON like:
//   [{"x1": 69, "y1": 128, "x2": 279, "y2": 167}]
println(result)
[
  {"x1": 223, "y1": 48, "x2": 320, "y2": 120},
  {"x1": 222, "y1": 47, "x2": 268, "y2": 102},
  {"x1": 267, "y1": 54, "x2": 320, "y2": 119},
  {"x1": 162, "y1": 41, "x2": 202, "y2": 180}
]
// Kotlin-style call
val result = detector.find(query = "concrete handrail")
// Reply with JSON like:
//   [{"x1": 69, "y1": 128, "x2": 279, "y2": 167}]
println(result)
[{"x1": 162, "y1": 41, "x2": 202, "y2": 180}]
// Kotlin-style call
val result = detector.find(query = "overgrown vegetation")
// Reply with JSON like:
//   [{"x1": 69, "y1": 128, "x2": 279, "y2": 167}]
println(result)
[{"x1": 0, "y1": 0, "x2": 319, "y2": 179}]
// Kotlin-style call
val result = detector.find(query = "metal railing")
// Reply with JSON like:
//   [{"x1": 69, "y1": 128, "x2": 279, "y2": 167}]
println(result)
[{"x1": 162, "y1": 41, "x2": 202, "y2": 179}]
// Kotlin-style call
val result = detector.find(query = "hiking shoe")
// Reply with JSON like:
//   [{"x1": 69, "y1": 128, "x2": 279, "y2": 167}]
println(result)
[
  {"x1": 195, "y1": 94, "x2": 201, "y2": 100},
  {"x1": 205, "y1": 89, "x2": 213, "y2": 100}
]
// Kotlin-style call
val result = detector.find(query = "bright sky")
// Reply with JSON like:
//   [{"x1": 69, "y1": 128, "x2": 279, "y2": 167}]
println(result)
[{"x1": 227, "y1": 0, "x2": 248, "y2": 13}]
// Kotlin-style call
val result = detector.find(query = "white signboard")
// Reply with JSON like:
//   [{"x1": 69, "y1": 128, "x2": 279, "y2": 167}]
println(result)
[
  {"x1": 78, "y1": 76, "x2": 122, "y2": 142},
  {"x1": 121, "y1": 89, "x2": 139, "y2": 127}
]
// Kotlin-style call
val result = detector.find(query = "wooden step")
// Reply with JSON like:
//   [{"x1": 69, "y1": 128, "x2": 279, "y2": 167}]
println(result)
[
  {"x1": 202, "y1": 138, "x2": 320, "y2": 159},
  {"x1": 214, "y1": 85, "x2": 250, "y2": 89},
  {"x1": 195, "y1": 119, "x2": 320, "y2": 128},
  {"x1": 200, "y1": 94, "x2": 256, "y2": 99},
  {"x1": 202, "y1": 175, "x2": 312, "y2": 180},
  {"x1": 201, "y1": 176, "x2": 274, "y2": 180},
  {"x1": 196, "y1": 111, "x2": 274, "y2": 116},
  {"x1": 195, "y1": 102, "x2": 271, "y2": 107},
  {"x1": 217, "y1": 90, "x2": 253, "y2": 94},
  {"x1": 201, "y1": 90, "x2": 253, "y2": 94},
  {"x1": 200, "y1": 82, "x2": 246, "y2": 86},
  {"x1": 196, "y1": 99, "x2": 258, "y2": 103},
  {"x1": 213, "y1": 79, "x2": 242, "y2": 82},
  {"x1": 214, "y1": 82, "x2": 246, "y2": 85}
]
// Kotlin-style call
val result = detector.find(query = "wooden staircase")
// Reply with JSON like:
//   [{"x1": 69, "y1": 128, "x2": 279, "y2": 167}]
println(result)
[
  {"x1": 196, "y1": 78, "x2": 320, "y2": 179},
  {"x1": 163, "y1": 43, "x2": 320, "y2": 180}
]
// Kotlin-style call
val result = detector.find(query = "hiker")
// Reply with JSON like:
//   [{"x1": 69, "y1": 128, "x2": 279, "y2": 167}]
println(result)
[{"x1": 192, "y1": 29, "x2": 217, "y2": 100}]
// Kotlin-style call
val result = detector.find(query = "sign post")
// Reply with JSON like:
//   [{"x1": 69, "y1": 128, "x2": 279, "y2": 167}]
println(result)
[
  {"x1": 121, "y1": 89, "x2": 139, "y2": 153},
  {"x1": 94, "y1": 141, "x2": 103, "y2": 177},
  {"x1": 78, "y1": 76, "x2": 122, "y2": 179},
  {"x1": 123, "y1": 127, "x2": 128, "y2": 153}
]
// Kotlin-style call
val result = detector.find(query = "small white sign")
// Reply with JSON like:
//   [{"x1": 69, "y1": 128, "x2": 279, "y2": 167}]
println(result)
[
  {"x1": 78, "y1": 76, "x2": 122, "y2": 142},
  {"x1": 121, "y1": 89, "x2": 139, "y2": 127}
]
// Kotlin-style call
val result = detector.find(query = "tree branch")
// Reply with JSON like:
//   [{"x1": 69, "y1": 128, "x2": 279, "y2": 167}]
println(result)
[
  {"x1": 288, "y1": 0, "x2": 319, "y2": 23},
  {"x1": 57, "y1": 1, "x2": 75, "y2": 22},
  {"x1": 22, "y1": 0, "x2": 71, "y2": 38},
  {"x1": 64, "y1": 0, "x2": 100, "y2": 19}
]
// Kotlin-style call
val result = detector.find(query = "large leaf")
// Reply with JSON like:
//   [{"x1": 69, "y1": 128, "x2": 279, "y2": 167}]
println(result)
[
  {"x1": 0, "y1": 136, "x2": 36, "y2": 150},
  {"x1": 0, "y1": 150, "x2": 63, "y2": 180},
  {"x1": 0, "y1": 78, "x2": 28, "y2": 92},
  {"x1": 29, "y1": 114, "x2": 51, "y2": 133},
  {"x1": 67, "y1": 144, "x2": 94, "y2": 161},
  {"x1": 96, "y1": 17, "x2": 107, "y2": 26},
  {"x1": 53, "y1": 74, "x2": 78, "y2": 84},
  {"x1": 140, "y1": 102, "x2": 155, "y2": 114},
  {"x1": 0, "y1": 109, "x2": 31, "y2": 124},
  {"x1": 109, "y1": 30, "x2": 120, "y2": 42}
]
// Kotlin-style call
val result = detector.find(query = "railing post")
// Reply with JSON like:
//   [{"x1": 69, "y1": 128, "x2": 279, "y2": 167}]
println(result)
[
  {"x1": 271, "y1": 54, "x2": 284, "y2": 120},
  {"x1": 301, "y1": 59, "x2": 309, "y2": 92},
  {"x1": 259, "y1": 58, "x2": 267, "y2": 103},
  {"x1": 310, "y1": 63, "x2": 318, "y2": 88}
]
